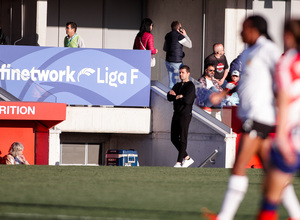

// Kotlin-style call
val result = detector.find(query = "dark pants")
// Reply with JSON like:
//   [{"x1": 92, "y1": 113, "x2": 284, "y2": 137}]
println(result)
[{"x1": 171, "y1": 113, "x2": 192, "y2": 163}]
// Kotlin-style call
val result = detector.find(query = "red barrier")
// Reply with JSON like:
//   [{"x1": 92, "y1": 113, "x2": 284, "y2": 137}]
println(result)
[{"x1": 0, "y1": 102, "x2": 66, "y2": 165}]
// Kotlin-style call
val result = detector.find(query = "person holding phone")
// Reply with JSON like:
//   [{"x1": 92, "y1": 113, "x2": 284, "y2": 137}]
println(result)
[{"x1": 164, "y1": 21, "x2": 192, "y2": 88}]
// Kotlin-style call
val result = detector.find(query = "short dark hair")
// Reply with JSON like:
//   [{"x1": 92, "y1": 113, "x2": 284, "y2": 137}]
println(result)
[
  {"x1": 66, "y1": 22, "x2": 77, "y2": 32},
  {"x1": 171, "y1": 21, "x2": 180, "y2": 31},
  {"x1": 180, "y1": 65, "x2": 190, "y2": 73},
  {"x1": 204, "y1": 63, "x2": 215, "y2": 70}
]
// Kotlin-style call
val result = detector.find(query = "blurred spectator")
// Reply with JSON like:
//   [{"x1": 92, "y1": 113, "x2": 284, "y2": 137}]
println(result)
[
  {"x1": 3, "y1": 142, "x2": 30, "y2": 165},
  {"x1": 204, "y1": 43, "x2": 229, "y2": 87}
]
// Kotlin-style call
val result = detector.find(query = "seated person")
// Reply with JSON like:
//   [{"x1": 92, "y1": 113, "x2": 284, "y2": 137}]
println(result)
[
  {"x1": 3, "y1": 142, "x2": 30, "y2": 165},
  {"x1": 195, "y1": 63, "x2": 229, "y2": 107},
  {"x1": 225, "y1": 70, "x2": 240, "y2": 105}
]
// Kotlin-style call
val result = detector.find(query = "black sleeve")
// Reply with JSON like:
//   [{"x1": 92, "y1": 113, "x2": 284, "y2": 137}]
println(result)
[
  {"x1": 181, "y1": 83, "x2": 196, "y2": 105},
  {"x1": 167, "y1": 84, "x2": 178, "y2": 102}
]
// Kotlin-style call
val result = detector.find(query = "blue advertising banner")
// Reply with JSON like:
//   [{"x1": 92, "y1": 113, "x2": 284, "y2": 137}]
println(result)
[{"x1": 0, "y1": 45, "x2": 151, "y2": 107}]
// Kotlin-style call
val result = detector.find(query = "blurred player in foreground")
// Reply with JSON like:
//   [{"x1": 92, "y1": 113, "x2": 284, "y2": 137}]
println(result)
[
  {"x1": 203, "y1": 15, "x2": 300, "y2": 220},
  {"x1": 257, "y1": 19, "x2": 300, "y2": 220}
]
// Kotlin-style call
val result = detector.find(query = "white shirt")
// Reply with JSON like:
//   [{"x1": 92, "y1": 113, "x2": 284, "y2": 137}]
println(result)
[
  {"x1": 206, "y1": 77, "x2": 214, "y2": 89},
  {"x1": 238, "y1": 36, "x2": 281, "y2": 125}
]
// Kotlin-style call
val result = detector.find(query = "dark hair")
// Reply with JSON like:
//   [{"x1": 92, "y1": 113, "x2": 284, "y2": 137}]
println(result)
[
  {"x1": 246, "y1": 15, "x2": 272, "y2": 40},
  {"x1": 180, "y1": 65, "x2": 190, "y2": 73},
  {"x1": 66, "y1": 22, "x2": 77, "y2": 32},
  {"x1": 202, "y1": 63, "x2": 215, "y2": 76},
  {"x1": 171, "y1": 21, "x2": 180, "y2": 31},
  {"x1": 284, "y1": 19, "x2": 300, "y2": 48},
  {"x1": 204, "y1": 63, "x2": 215, "y2": 70},
  {"x1": 138, "y1": 18, "x2": 153, "y2": 37}
]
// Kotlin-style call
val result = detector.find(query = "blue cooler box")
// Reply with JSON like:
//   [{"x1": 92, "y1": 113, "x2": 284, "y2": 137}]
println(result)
[{"x1": 106, "y1": 149, "x2": 139, "y2": 166}]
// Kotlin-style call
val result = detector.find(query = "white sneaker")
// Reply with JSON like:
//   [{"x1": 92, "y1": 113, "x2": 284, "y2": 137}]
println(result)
[
  {"x1": 182, "y1": 158, "x2": 194, "y2": 168},
  {"x1": 174, "y1": 162, "x2": 182, "y2": 168}
]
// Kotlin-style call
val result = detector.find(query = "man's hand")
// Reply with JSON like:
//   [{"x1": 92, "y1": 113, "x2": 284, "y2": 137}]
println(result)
[
  {"x1": 169, "y1": 90, "x2": 176, "y2": 96},
  {"x1": 176, "y1": 95, "x2": 183, "y2": 99},
  {"x1": 179, "y1": 28, "x2": 187, "y2": 36},
  {"x1": 217, "y1": 78, "x2": 224, "y2": 86}
]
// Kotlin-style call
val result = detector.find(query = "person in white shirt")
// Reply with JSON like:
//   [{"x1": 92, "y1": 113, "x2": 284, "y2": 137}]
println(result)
[
  {"x1": 204, "y1": 15, "x2": 300, "y2": 220},
  {"x1": 195, "y1": 63, "x2": 227, "y2": 107}
]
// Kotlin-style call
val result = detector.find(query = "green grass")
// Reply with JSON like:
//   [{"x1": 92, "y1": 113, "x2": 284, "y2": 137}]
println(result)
[{"x1": 0, "y1": 166, "x2": 297, "y2": 220}]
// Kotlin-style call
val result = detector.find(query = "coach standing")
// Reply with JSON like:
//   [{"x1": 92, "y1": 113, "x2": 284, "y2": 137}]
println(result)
[{"x1": 167, "y1": 65, "x2": 196, "y2": 168}]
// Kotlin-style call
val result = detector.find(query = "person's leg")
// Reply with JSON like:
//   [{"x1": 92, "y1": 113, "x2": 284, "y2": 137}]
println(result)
[
  {"x1": 177, "y1": 115, "x2": 192, "y2": 163},
  {"x1": 259, "y1": 148, "x2": 300, "y2": 220},
  {"x1": 166, "y1": 61, "x2": 182, "y2": 89},
  {"x1": 171, "y1": 114, "x2": 181, "y2": 153},
  {"x1": 282, "y1": 184, "x2": 300, "y2": 220},
  {"x1": 258, "y1": 169, "x2": 293, "y2": 220},
  {"x1": 217, "y1": 133, "x2": 264, "y2": 220}
]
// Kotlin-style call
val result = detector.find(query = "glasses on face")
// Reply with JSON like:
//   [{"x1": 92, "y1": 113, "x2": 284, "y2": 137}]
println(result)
[
  {"x1": 208, "y1": 69, "x2": 215, "y2": 72},
  {"x1": 232, "y1": 75, "x2": 239, "y2": 77}
]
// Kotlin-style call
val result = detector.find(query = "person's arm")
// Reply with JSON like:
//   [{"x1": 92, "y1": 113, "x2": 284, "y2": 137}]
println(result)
[
  {"x1": 5, "y1": 155, "x2": 14, "y2": 165},
  {"x1": 146, "y1": 34, "x2": 158, "y2": 55},
  {"x1": 77, "y1": 37, "x2": 85, "y2": 48},
  {"x1": 180, "y1": 83, "x2": 195, "y2": 105},
  {"x1": 19, "y1": 154, "x2": 30, "y2": 165},
  {"x1": 178, "y1": 29, "x2": 192, "y2": 48},
  {"x1": 218, "y1": 68, "x2": 229, "y2": 86},
  {"x1": 167, "y1": 89, "x2": 176, "y2": 101}
]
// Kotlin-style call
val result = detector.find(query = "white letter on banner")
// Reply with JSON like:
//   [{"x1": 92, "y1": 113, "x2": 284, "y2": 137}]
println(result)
[
  {"x1": 12, "y1": 69, "x2": 21, "y2": 80},
  {"x1": 0, "y1": 64, "x2": 9, "y2": 80},
  {"x1": 131, "y1": 69, "x2": 139, "y2": 84},
  {"x1": 21, "y1": 69, "x2": 30, "y2": 81},
  {"x1": 0, "y1": 106, "x2": 6, "y2": 114},
  {"x1": 27, "y1": 106, "x2": 35, "y2": 115},
  {"x1": 109, "y1": 71, "x2": 118, "y2": 87},
  {"x1": 49, "y1": 70, "x2": 59, "y2": 82},
  {"x1": 118, "y1": 72, "x2": 127, "y2": 85},
  {"x1": 66, "y1": 66, "x2": 75, "y2": 82},
  {"x1": 105, "y1": 67, "x2": 109, "y2": 84},
  {"x1": 59, "y1": 70, "x2": 66, "y2": 82},
  {"x1": 97, "y1": 68, "x2": 104, "y2": 83},
  {"x1": 10, "y1": 106, "x2": 17, "y2": 114},
  {"x1": 38, "y1": 69, "x2": 49, "y2": 81},
  {"x1": 30, "y1": 67, "x2": 38, "y2": 81},
  {"x1": 19, "y1": 106, "x2": 27, "y2": 114}
]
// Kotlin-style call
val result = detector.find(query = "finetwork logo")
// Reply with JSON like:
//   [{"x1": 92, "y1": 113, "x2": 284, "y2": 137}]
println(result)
[{"x1": 0, "y1": 64, "x2": 140, "y2": 88}]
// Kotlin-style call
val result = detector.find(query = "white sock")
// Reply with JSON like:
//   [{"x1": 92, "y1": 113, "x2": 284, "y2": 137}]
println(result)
[
  {"x1": 282, "y1": 184, "x2": 300, "y2": 219},
  {"x1": 217, "y1": 175, "x2": 249, "y2": 220}
]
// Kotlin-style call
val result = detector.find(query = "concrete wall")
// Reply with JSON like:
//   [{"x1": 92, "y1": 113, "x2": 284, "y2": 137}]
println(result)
[
  {"x1": 147, "y1": 0, "x2": 204, "y2": 82},
  {"x1": 50, "y1": 81, "x2": 237, "y2": 168}
]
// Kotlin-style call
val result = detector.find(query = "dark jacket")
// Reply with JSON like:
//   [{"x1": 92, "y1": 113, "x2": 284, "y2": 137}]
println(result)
[
  {"x1": 167, "y1": 81, "x2": 196, "y2": 115},
  {"x1": 164, "y1": 30, "x2": 185, "y2": 63}
]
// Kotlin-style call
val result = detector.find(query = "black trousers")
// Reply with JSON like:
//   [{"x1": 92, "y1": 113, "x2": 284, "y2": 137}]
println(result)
[{"x1": 171, "y1": 113, "x2": 192, "y2": 163}]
